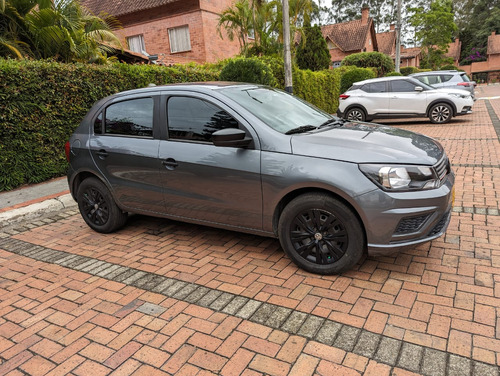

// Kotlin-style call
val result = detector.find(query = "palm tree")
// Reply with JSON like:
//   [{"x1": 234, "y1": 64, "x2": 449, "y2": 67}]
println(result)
[{"x1": 0, "y1": 0, "x2": 121, "y2": 63}]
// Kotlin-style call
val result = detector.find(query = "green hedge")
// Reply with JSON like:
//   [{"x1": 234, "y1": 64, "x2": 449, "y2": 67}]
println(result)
[
  {"x1": 400, "y1": 66, "x2": 419, "y2": 76},
  {"x1": 339, "y1": 67, "x2": 376, "y2": 94},
  {"x1": 0, "y1": 59, "x2": 219, "y2": 191},
  {"x1": 385, "y1": 71, "x2": 403, "y2": 76},
  {"x1": 219, "y1": 57, "x2": 276, "y2": 86}
]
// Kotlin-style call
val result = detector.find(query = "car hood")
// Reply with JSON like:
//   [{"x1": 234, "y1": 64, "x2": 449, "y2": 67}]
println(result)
[{"x1": 291, "y1": 122, "x2": 444, "y2": 165}]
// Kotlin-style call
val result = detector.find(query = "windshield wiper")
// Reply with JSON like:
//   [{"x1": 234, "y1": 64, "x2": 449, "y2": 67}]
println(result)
[
  {"x1": 318, "y1": 117, "x2": 346, "y2": 129},
  {"x1": 285, "y1": 125, "x2": 317, "y2": 135}
]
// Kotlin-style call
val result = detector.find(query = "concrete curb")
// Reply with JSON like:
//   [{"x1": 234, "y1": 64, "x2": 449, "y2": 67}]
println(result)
[{"x1": 0, "y1": 194, "x2": 77, "y2": 227}]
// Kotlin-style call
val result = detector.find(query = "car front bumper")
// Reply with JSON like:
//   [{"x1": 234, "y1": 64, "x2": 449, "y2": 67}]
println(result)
[{"x1": 355, "y1": 171, "x2": 455, "y2": 257}]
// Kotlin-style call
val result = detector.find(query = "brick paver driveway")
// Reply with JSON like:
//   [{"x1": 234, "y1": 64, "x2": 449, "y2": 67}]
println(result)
[{"x1": 1, "y1": 85, "x2": 499, "y2": 376}]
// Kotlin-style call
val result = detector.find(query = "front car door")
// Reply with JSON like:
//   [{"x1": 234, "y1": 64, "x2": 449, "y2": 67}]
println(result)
[
  {"x1": 388, "y1": 79, "x2": 427, "y2": 115},
  {"x1": 158, "y1": 93, "x2": 262, "y2": 230},
  {"x1": 89, "y1": 95, "x2": 163, "y2": 213}
]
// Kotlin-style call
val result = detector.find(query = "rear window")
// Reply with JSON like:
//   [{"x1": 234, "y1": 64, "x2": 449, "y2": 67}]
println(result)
[{"x1": 460, "y1": 73, "x2": 471, "y2": 82}]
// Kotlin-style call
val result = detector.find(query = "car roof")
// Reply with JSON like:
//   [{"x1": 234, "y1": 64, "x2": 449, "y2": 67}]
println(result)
[
  {"x1": 410, "y1": 70, "x2": 459, "y2": 76},
  {"x1": 354, "y1": 76, "x2": 418, "y2": 85},
  {"x1": 113, "y1": 81, "x2": 261, "y2": 97}
]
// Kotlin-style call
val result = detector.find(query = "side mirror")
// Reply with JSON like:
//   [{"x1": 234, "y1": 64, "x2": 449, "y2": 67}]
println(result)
[
  {"x1": 212, "y1": 128, "x2": 252, "y2": 148},
  {"x1": 415, "y1": 86, "x2": 424, "y2": 92}
]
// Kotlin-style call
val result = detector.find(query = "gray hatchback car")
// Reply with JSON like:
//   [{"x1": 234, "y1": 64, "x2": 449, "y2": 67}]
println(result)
[{"x1": 66, "y1": 82, "x2": 455, "y2": 275}]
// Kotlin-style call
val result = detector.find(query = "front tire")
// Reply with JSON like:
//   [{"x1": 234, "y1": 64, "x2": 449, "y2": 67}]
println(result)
[
  {"x1": 345, "y1": 107, "x2": 366, "y2": 122},
  {"x1": 429, "y1": 103, "x2": 453, "y2": 124},
  {"x1": 278, "y1": 193, "x2": 365, "y2": 275},
  {"x1": 77, "y1": 177, "x2": 127, "y2": 233}
]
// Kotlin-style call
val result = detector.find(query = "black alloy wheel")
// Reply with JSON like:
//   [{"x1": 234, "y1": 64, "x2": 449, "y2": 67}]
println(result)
[
  {"x1": 289, "y1": 209, "x2": 348, "y2": 265},
  {"x1": 77, "y1": 177, "x2": 127, "y2": 233},
  {"x1": 278, "y1": 193, "x2": 365, "y2": 274},
  {"x1": 429, "y1": 103, "x2": 452, "y2": 124},
  {"x1": 81, "y1": 186, "x2": 109, "y2": 226}
]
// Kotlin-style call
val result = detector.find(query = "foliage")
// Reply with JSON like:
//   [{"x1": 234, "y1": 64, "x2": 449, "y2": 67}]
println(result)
[
  {"x1": 217, "y1": 0, "x2": 314, "y2": 57},
  {"x1": 295, "y1": 23, "x2": 330, "y2": 71},
  {"x1": 341, "y1": 52, "x2": 394, "y2": 77},
  {"x1": 339, "y1": 67, "x2": 376, "y2": 94},
  {"x1": 293, "y1": 68, "x2": 343, "y2": 114},
  {"x1": 0, "y1": 0, "x2": 121, "y2": 63},
  {"x1": 439, "y1": 64, "x2": 458, "y2": 70},
  {"x1": 385, "y1": 71, "x2": 403, "y2": 76},
  {"x1": 219, "y1": 57, "x2": 276, "y2": 86},
  {"x1": 400, "y1": 66, "x2": 419, "y2": 75},
  {"x1": 409, "y1": 0, "x2": 457, "y2": 70},
  {"x1": 0, "y1": 59, "x2": 219, "y2": 191},
  {"x1": 458, "y1": 0, "x2": 500, "y2": 65}
]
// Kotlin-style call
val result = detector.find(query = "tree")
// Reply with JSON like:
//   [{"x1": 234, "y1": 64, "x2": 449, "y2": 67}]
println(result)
[
  {"x1": 295, "y1": 23, "x2": 330, "y2": 71},
  {"x1": 0, "y1": 0, "x2": 121, "y2": 63},
  {"x1": 409, "y1": 0, "x2": 457, "y2": 69},
  {"x1": 458, "y1": 0, "x2": 500, "y2": 65}
]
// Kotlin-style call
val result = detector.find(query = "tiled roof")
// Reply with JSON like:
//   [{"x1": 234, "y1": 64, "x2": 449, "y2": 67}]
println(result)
[
  {"x1": 80, "y1": 0, "x2": 179, "y2": 17},
  {"x1": 321, "y1": 18, "x2": 373, "y2": 52},
  {"x1": 391, "y1": 47, "x2": 421, "y2": 59},
  {"x1": 376, "y1": 30, "x2": 396, "y2": 55},
  {"x1": 488, "y1": 32, "x2": 500, "y2": 55}
]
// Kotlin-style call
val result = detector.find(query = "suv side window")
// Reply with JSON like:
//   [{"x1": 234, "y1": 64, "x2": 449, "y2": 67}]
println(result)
[
  {"x1": 425, "y1": 75, "x2": 442, "y2": 85},
  {"x1": 390, "y1": 80, "x2": 418, "y2": 92},
  {"x1": 105, "y1": 98, "x2": 154, "y2": 137},
  {"x1": 167, "y1": 96, "x2": 239, "y2": 142},
  {"x1": 363, "y1": 82, "x2": 386, "y2": 93},
  {"x1": 441, "y1": 75, "x2": 453, "y2": 83}
]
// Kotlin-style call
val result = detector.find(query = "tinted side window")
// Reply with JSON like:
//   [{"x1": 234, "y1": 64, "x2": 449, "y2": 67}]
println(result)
[
  {"x1": 364, "y1": 82, "x2": 386, "y2": 93},
  {"x1": 94, "y1": 112, "x2": 103, "y2": 134},
  {"x1": 390, "y1": 80, "x2": 418, "y2": 92},
  {"x1": 425, "y1": 75, "x2": 442, "y2": 85},
  {"x1": 105, "y1": 98, "x2": 154, "y2": 137},
  {"x1": 167, "y1": 97, "x2": 238, "y2": 142},
  {"x1": 441, "y1": 75, "x2": 453, "y2": 83}
]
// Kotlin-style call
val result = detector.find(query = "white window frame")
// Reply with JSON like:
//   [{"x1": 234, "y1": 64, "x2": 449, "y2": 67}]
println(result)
[
  {"x1": 126, "y1": 34, "x2": 146, "y2": 54},
  {"x1": 168, "y1": 25, "x2": 191, "y2": 53}
]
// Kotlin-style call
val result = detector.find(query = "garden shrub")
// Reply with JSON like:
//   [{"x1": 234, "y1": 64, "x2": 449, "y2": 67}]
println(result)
[
  {"x1": 0, "y1": 59, "x2": 218, "y2": 191},
  {"x1": 400, "y1": 66, "x2": 419, "y2": 75},
  {"x1": 341, "y1": 52, "x2": 394, "y2": 77},
  {"x1": 385, "y1": 71, "x2": 403, "y2": 76},
  {"x1": 219, "y1": 57, "x2": 276, "y2": 86},
  {"x1": 339, "y1": 67, "x2": 376, "y2": 94},
  {"x1": 439, "y1": 64, "x2": 458, "y2": 70}
]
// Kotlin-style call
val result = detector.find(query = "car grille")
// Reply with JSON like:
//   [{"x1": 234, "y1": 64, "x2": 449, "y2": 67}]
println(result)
[
  {"x1": 395, "y1": 214, "x2": 430, "y2": 234},
  {"x1": 434, "y1": 155, "x2": 450, "y2": 183},
  {"x1": 428, "y1": 211, "x2": 451, "y2": 236}
]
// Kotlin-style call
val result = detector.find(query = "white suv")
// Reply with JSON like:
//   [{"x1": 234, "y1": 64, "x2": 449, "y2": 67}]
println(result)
[{"x1": 337, "y1": 76, "x2": 474, "y2": 124}]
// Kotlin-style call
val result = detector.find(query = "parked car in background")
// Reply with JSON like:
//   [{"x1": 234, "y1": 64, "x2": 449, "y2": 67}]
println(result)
[
  {"x1": 337, "y1": 76, "x2": 474, "y2": 124},
  {"x1": 410, "y1": 70, "x2": 476, "y2": 99},
  {"x1": 67, "y1": 83, "x2": 454, "y2": 275}
]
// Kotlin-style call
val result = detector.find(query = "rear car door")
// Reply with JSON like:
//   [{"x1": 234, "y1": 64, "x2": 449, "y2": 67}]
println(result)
[
  {"x1": 359, "y1": 81, "x2": 390, "y2": 115},
  {"x1": 389, "y1": 80, "x2": 427, "y2": 115},
  {"x1": 158, "y1": 92, "x2": 263, "y2": 230},
  {"x1": 89, "y1": 95, "x2": 163, "y2": 213}
]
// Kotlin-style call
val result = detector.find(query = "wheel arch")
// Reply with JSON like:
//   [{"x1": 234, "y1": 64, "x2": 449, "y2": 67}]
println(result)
[
  {"x1": 271, "y1": 187, "x2": 367, "y2": 249},
  {"x1": 70, "y1": 170, "x2": 110, "y2": 201},
  {"x1": 344, "y1": 104, "x2": 368, "y2": 118}
]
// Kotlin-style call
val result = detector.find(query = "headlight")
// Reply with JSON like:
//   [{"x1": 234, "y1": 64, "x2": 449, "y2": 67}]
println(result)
[
  {"x1": 359, "y1": 164, "x2": 440, "y2": 191},
  {"x1": 449, "y1": 93, "x2": 469, "y2": 99}
]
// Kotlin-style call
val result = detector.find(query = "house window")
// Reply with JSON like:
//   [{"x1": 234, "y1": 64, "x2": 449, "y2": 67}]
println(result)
[
  {"x1": 126, "y1": 35, "x2": 146, "y2": 54},
  {"x1": 168, "y1": 25, "x2": 191, "y2": 53},
  {"x1": 332, "y1": 61, "x2": 342, "y2": 68}
]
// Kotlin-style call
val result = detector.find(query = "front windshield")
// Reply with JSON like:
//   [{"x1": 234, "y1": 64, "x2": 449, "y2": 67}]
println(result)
[{"x1": 220, "y1": 86, "x2": 332, "y2": 133}]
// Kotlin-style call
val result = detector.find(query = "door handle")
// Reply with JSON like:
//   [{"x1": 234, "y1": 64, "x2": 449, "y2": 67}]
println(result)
[
  {"x1": 96, "y1": 149, "x2": 108, "y2": 159},
  {"x1": 162, "y1": 158, "x2": 178, "y2": 170}
]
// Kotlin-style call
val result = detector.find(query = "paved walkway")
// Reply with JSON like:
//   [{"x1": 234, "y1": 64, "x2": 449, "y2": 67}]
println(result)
[{"x1": 0, "y1": 85, "x2": 499, "y2": 376}]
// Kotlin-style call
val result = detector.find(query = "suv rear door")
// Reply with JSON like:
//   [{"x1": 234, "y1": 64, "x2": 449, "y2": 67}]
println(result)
[{"x1": 357, "y1": 81, "x2": 390, "y2": 116}]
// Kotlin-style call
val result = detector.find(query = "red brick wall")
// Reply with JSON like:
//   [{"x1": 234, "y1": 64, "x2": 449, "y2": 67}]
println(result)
[{"x1": 116, "y1": 0, "x2": 240, "y2": 64}]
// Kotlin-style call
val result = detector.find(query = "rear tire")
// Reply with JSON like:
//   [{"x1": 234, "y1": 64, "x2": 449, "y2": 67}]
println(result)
[
  {"x1": 77, "y1": 177, "x2": 127, "y2": 233},
  {"x1": 429, "y1": 103, "x2": 453, "y2": 124},
  {"x1": 278, "y1": 193, "x2": 365, "y2": 275},
  {"x1": 345, "y1": 107, "x2": 366, "y2": 122}
]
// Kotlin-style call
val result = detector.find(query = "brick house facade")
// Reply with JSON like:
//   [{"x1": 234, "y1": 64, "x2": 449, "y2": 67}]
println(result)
[
  {"x1": 81, "y1": 0, "x2": 240, "y2": 64},
  {"x1": 321, "y1": 8, "x2": 378, "y2": 67}
]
